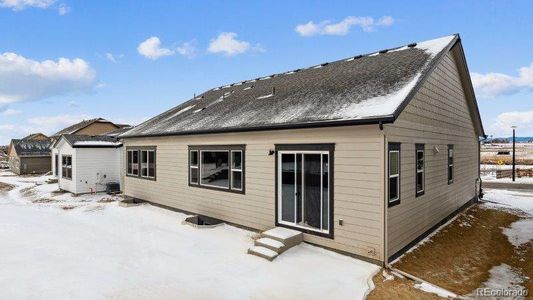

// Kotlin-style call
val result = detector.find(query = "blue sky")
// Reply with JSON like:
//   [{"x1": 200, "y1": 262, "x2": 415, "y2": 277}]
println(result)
[{"x1": 1, "y1": 0, "x2": 532, "y2": 144}]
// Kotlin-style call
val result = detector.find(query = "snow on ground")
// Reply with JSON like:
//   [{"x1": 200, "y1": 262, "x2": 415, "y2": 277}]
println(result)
[
  {"x1": 481, "y1": 189, "x2": 533, "y2": 295},
  {"x1": 0, "y1": 171, "x2": 379, "y2": 300},
  {"x1": 414, "y1": 282, "x2": 458, "y2": 299}
]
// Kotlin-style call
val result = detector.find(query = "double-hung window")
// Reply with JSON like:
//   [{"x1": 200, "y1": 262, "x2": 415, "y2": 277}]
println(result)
[
  {"x1": 62, "y1": 155, "x2": 72, "y2": 180},
  {"x1": 388, "y1": 143, "x2": 401, "y2": 206},
  {"x1": 140, "y1": 149, "x2": 156, "y2": 179},
  {"x1": 415, "y1": 144, "x2": 425, "y2": 197},
  {"x1": 126, "y1": 147, "x2": 156, "y2": 180},
  {"x1": 448, "y1": 145, "x2": 454, "y2": 184},
  {"x1": 189, "y1": 145, "x2": 245, "y2": 194},
  {"x1": 127, "y1": 149, "x2": 139, "y2": 176}
]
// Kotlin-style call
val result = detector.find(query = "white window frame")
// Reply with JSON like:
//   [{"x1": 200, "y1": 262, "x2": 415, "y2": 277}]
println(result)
[
  {"x1": 448, "y1": 145, "x2": 454, "y2": 184},
  {"x1": 140, "y1": 149, "x2": 156, "y2": 179},
  {"x1": 189, "y1": 150, "x2": 199, "y2": 184},
  {"x1": 230, "y1": 150, "x2": 243, "y2": 191},
  {"x1": 416, "y1": 146, "x2": 425, "y2": 196},
  {"x1": 389, "y1": 150, "x2": 400, "y2": 203},
  {"x1": 62, "y1": 155, "x2": 72, "y2": 180},
  {"x1": 126, "y1": 149, "x2": 139, "y2": 176},
  {"x1": 276, "y1": 150, "x2": 331, "y2": 235}
]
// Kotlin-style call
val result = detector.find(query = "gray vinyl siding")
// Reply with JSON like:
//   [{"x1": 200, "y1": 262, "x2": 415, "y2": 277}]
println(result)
[
  {"x1": 10, "y1": 156, "x2": 51, "y2": 175},
  {"x1": 385, "y1": 47, "x2": 479, "y2": 257},
  {"x1": 123, "y1": 125, "x2": 386, "y2": 262}
]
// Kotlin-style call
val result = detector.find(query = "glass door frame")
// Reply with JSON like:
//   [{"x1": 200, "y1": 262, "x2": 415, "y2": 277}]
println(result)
[{"x1": 275, "y1": 144, "x2": 334, "y2": 239}]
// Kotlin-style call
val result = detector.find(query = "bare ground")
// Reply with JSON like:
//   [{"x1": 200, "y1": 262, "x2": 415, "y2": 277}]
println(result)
[
  {"x1": 390, "y1": 204, "x2": 531, "y2": 297},
  {"x1": 0, "y1": 181, "x2": 14, "y2": 191},
  {"x1": 368, "y1": 271, "x2": 445, "y2": 299}
]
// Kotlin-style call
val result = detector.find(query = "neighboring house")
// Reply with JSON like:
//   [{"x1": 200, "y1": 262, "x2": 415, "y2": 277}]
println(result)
[
  {"x1": 52, "y1": 135, "x2": 123, "y2": 194},
  {"x1": 120, "y1": 34, "x2": 485, "y2": 264},
  {"x1": 7, "y1": 133, "x2": 52, "y2": 175},
  {"x1": 50, "y1": 118, "x2": 129, "y2": 177}
]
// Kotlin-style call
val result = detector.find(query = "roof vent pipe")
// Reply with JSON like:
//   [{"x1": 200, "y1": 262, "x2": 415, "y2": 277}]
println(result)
[{"x1": 272, "y1": 87, "x2": 276, "y2": 96}]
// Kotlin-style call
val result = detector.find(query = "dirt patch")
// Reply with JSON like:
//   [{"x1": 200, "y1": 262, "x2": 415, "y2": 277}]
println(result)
[
  {"x1": 0, "y1": 182, "x2": 14, "y2": 191},
  {"x1": 97, "y1": 198, "x2": 117, "y2": 203},
  {"x1": 61, "y1": 205, "x2": 76, "y2": 210},
  {"x1": 32, "y1": 198, "x2": 59, "y2": 204},
  {"x1": 20, "y1": 186, "x2": 36, "y2": 197},
  {"x1": 367, "y1": 271, "x2": 445, "y2": 299},
  {"x1": 392, "y1": 204, "x2": 532, "y2": 296}
]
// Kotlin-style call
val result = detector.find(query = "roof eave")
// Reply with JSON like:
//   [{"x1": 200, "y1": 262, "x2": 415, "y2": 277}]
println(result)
[{"x1": 120, "y1": 116, "x2": 395, "y2": 139}]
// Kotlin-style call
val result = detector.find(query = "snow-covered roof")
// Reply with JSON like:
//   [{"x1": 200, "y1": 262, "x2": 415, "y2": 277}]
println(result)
[
  {"x1": 60, "y1": 135, "x2": 122, "y2": 148},
  {"x1": 122, "y1": 35, "x2": 459, "y2": 138},
  {"x1": 10, "y1": 139, "x2": 52, "y2": 157}
]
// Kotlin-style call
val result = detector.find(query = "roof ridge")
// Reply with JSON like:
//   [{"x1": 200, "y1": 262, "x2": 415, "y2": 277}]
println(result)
[{"x1": 207, "y1": 34, "x2": 459, "y2": 93}]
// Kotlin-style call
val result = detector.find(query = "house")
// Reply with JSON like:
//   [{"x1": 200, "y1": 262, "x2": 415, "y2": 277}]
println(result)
[
  {"x1": 50, "y1": 118, "x2": 129, "y2": 178},
  {"x1": 7, "y1": 133, "x2": 52, "y2": 175},
  {"x1": 119, "y1": 34, "x2": 485, "y2": 264},
  {"x1": 52, "y1": 134, "x2": 123, "y2": 194}
]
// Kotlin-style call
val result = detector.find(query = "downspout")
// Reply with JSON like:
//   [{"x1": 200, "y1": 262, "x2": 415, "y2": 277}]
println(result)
[
  {"x1": 478, "y1": 135, "x2": 488, "y2": 199},
  {"x1": 380, "y1": 122, "x2": 388, "y2": 266}
]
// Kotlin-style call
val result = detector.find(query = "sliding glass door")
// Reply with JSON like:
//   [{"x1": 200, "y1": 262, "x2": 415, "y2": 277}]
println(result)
[{"x1": 278, "y1": 151, "x2": 330, "y2": 234}]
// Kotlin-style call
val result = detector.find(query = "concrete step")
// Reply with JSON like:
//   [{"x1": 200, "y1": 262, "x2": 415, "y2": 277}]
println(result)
[
  {"x1": 255, "y1": 237, "x2": 285, "y2": 253},
  {"x1": 248, "y1": 246, "x2": 279, "y2": 261},
  {"x1": 261, "y1": 227, "x2": 303, "y2": 249}
]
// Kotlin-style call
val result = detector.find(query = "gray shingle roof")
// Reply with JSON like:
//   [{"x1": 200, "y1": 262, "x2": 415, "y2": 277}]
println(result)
[
  {"x1": 11, "y1": 139, "x2": 52, "y2": 156},
  {"x1": 122, "y1": 35, "x2": 459, "y2": 138}
]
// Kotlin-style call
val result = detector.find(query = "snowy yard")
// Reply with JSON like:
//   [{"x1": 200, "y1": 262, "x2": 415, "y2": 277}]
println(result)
[{"x1": 0, "y1": 171, "x2": 379, "y2": 299}]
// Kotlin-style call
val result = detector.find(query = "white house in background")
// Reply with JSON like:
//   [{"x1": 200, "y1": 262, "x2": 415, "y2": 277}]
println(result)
[{"x1": 52, "y1": 134, "x2": 123, "y2": 194}]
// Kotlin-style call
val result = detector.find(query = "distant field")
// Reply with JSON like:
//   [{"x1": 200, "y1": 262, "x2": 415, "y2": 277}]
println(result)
[{"x1": 480, "y1": 143, "x2": 533, "y2": 165}]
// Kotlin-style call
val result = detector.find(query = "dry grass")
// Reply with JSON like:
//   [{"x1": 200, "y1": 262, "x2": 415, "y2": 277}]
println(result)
[
  {"x1": 0, "y1": 181, "x2": 13, "y2": 191},
  {"x1": 392, "y1": 204, "x2": 531, "y2": 296},
  {"x1": 61, "y1": 205, "x2": 76, "y2": 210},
  {"x1": 367, "y1": 271, "x2": 445, "y2": 299},
  {"x1": 481, "y1": 156, "x2": 533, "y2": 165}
]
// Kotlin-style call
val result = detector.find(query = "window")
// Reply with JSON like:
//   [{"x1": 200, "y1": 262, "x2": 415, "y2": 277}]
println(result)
[
  {"x1": 126, "y1": 147, "x2": 156, "y2": 180},
  {"x1": 190, "y1": 150, "x2": 199, "y2": 184},
  {"x1": 416, "y1": 144, "x2": 425, "y2": 197},
  {"x1": 388, "y1": 143, "x2": 401, "y2": 206},
  {"x1": 61, "y1": 155, "x2": 72, "y2": 180},
  {"x1": 141, "y1": 149, "x2": 156, "y2": 179},
  {"x1": 127, "y1": 150, "x2": 139, "y2": 176},
  {"x1": 231, "y1": 151, "x2": 242, "y2": 190},
  {"x1": 188, "y1": 145, "x2": 245, "y2": 193},
  {"x1": 448, "y1": 145, "x2": 454, "y2": 184}
]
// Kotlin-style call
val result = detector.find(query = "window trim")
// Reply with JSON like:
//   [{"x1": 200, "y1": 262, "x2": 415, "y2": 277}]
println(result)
[
  {"x1": 388, "y1": 142, "x2": 401, "y2": 207},
  {"x1": 126, "y1": 146, "x2": 156, "y2": 181},
  {"x1": 448, "y1": 144, "x2": 454, "y2": 185},
  {"x1": 189, "y1": 150, "x2": 199, "y2": 184},
  {"x1": 140, "y1": 149, "x2": 156, "y2": 179},
  {"x1": 415, "y1": 143, "x2": 425, "y2": 197},
  {"x1": 61, "y1": 154, "x2": 72, "y2": 180},
  {"x1": 188, "y1": 145, "x2": 245, "y2": 194},
  {"x1": 230, "y1": 150, "x2": 243, "y2": 191}
]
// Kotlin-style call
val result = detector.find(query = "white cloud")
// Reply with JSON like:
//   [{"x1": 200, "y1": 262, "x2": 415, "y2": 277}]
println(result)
[
  {"x1": 490, "y1": 111, "x2": 533, "y2": 136},
  {"x1": 137, "y1": 36, "x2": 175, "y2": 60},
  {"x1": 0, "y1": 108, "x2": 22, "y2": 116},
  {"x1": 295, "y1": 15, "x2": 394, "y2": 37},
  {"x1": 27, "y1": 114, "x2": 93, "y2": 134},
  {"x1": 471, "y1": 62, "x2": 533, "y2": 98},
  {"x1": 0, "y1": 0, "x2": 56, "y2": 10},
  {"x1": 0, "y1": 52, "x2": 96, "y2": 105},
  {"x1": 207, "y1": 32, "x2": 254, "y2": 56},
  {"x1": 105, "y1": 53, "x2": 124, "y2": 63},
  {"x1": 176, "y1": 40, "x2": 197, "y2": 58},
  {"x1": 57, "y1": 3, "x2": 69, "y2": 15}
]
